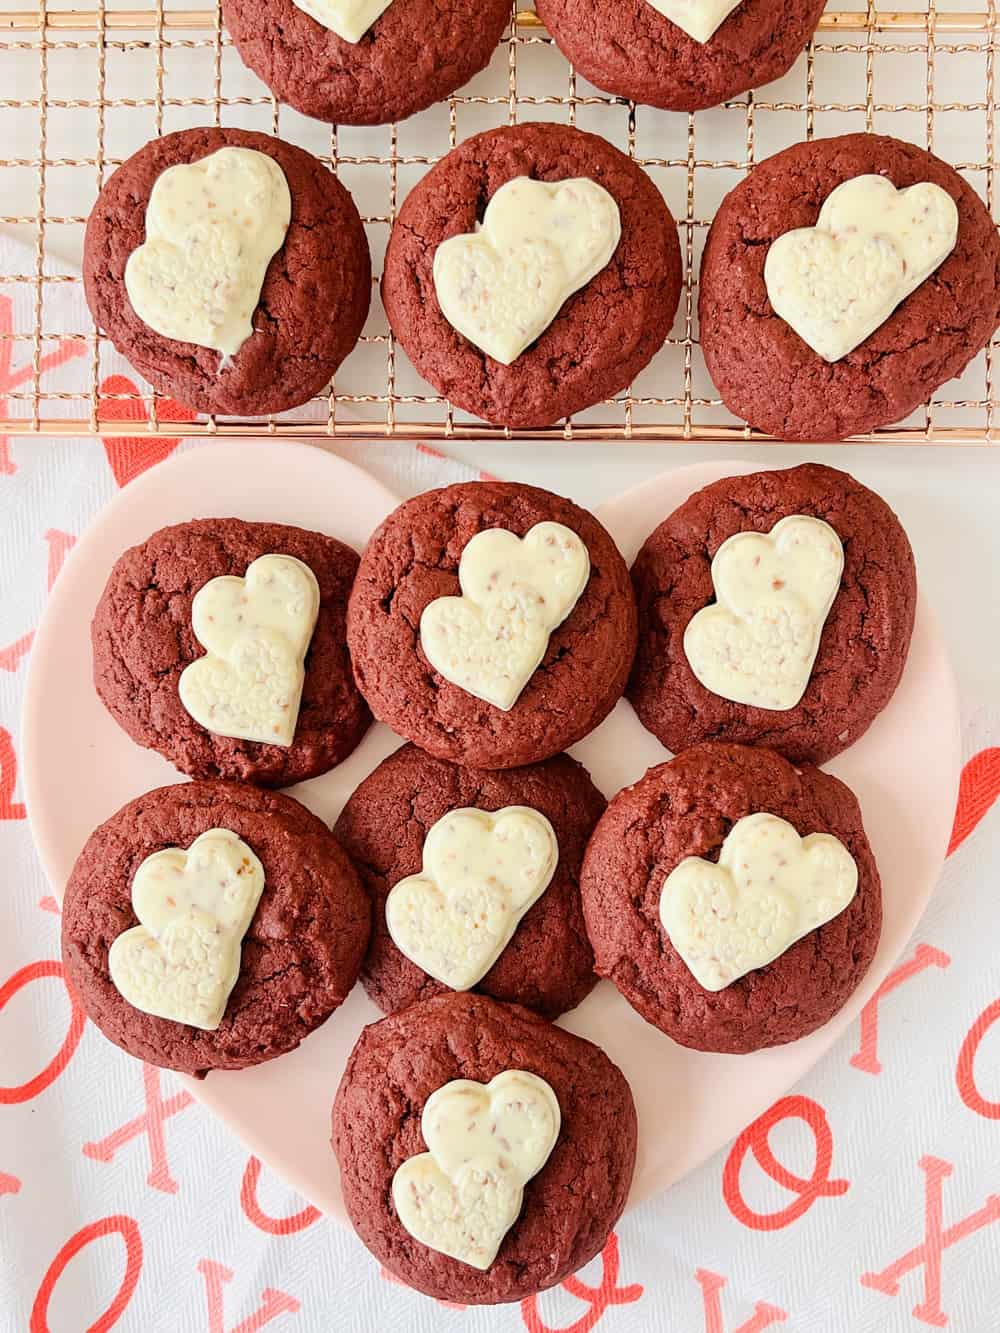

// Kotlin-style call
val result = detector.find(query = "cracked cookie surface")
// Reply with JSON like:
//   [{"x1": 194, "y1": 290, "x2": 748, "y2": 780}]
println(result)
[
  {"x1": 580, "y1": 742, "x2": 882, "y2": 1053},
  {"x1": 334, "y1": 743, "x2": 604, "y2": 1018},
  {"x1": 83, "y1": 127, "x2": 371, "y2": 417},
  {"x1": 62, "y1": 780, "x2": 370, "y2": 1075},
  {"x1": 331, "y1": 991, "x2": 636, "y2": 1303},
  {"x1": 381, "y1": 123, "x2": 682, "y2": 428},
  {"x1": 93, "y1": 517, "x2": 371, "y2": 786},
  {"x1": 536, "y1": 0, "x2": 825, "y2": 113},
  {"x1": 346, "y1": 481, "x2": 638, "y2": 769},
  {"x1": 698, "y1": 133, "x2": 1000, "y2": 441},
  {"x1": 627, "y1": 463, "x2": 917, "y2": 765},
  {"x1": 222, "y1": 0, "x2": 509, "y2": 127}
]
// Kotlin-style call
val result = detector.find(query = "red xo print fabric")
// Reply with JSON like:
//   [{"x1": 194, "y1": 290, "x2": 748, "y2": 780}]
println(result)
[{"x1": 2, "y1": 436, "x2": 1000, "y2": 1330}]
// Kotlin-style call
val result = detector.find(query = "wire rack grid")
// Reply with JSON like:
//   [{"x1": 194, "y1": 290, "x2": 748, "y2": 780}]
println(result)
[{"x1": 0, "y1": 1, "x2": 998, "y2": 442}]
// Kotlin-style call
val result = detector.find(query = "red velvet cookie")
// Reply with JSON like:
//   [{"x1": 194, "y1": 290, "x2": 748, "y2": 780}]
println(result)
[
  {"x1": 332, "y1": 991, "x2": 636, "y2": 1303},
  {"x1": 222, "y1": 0, "x2": 509, "y2": 126},
  {"x1": 334, "y1": 743, "x2": 604, "y2": 1018},
  {"x1": 347, "y1": 481, "x2": 638, "y2": 769},
  {"x1": 628, "y1": 463, "x2": 917, "y2": 766},
  {"x1": 62, "y1": 781, "x2": 370, "y2": 1076},
  {"x1": 93, "y1": 517, "x2": 371, "y2": 787},
  {"x1": 536, "y1": 0, "x2": 825, "y2": 113},
  {"x1": 580, "y1": 743, "x2": 882, "y2": 1053},
  {"x1": 84, "y1": 127, "x2": 371, "y2": 417},
  {"x1": 382, "y1": 123, "x2": 682, "y2": 428},
  {"x1": 699, "y1": 133, "x2": 1000, "y2": 440}
]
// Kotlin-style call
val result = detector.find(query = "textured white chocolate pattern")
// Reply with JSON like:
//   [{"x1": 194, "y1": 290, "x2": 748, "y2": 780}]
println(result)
[
  {"x1": 124, "y1": 146, "x2": 291, "y2": 361},
  {"x1": 392, "y1": 1071, "x2": 561, "y2": 1269},
  {"x1": 290, "y1": 0, "x2": 392, "y2": 41},
  {"x1": 642, "y1": 0, "x2": 743, "y2": 43},
  {"x1": 764, "y1": 174, "x2": 959, "y2": 362},
  {"x1": 386, "y1": 806, "x2": 559, "y2": 990},
  {"x1": 420, "y1": 521, "x2": 590, "y2": 711},
  {"x1": 433, "y1": 176, "x2": 621, "y2": 365},
  {"x1": 108, "y1": 828, "x2": 265, "y2": 1030},
  {"x1": 660, "y1": 812, "x2": 858, "y2": 992},
  {"x1": 683, "y1": 514, "x2": 844, "y2": 711},
  {"x1": 178, "y1": 553, "x2": 320, "y2": 747}
]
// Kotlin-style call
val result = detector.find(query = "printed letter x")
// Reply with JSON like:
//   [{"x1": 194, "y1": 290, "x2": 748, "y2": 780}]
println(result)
[
  {"x1": 82, "y1": 1063, "x2": 193, "y2": 1194},
  {"x1": 861, "y1": 1155, "x2": 1000, "y2": 1327},
  {"x1": 695, "y1": 1270, "x2": 787, "y2": 1333},
  {"x1": 198, "y1": 1260, "x2": 299, "y2": 1333}
]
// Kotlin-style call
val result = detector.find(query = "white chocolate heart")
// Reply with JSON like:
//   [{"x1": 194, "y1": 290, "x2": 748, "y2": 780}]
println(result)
[
  {"x1": 178, "y1": 553, "x2": 320, "y2": 747},
  {"x1": 764, "y1": 174, "x2": 959, "y2": 362},
  {"x1": 419, "y1": 521, "x2": 590, "y2": 711},
  {"x1": 290, "y1": 0, "x2": 392, "y2": 42},
  {"x1": 643, "y1": 0, "x2": 743, "y2": 43},
  {"x1": 124, "y1": 147, "x2": 291, "y2": 361},
  {"x1": 433, "y1": 176, "x2": 621, "y2": 365},
  {"x1": 683, "y1": 514, "x2": 844, "y2": 711},
  {"x1": 108, "y1": 828, "x2": 265, "y2": 1029},
  {"x1": 392, "y1": 1070, "x2": 560, "y2": 1269},
  {"x1": 386, "y1": 806, "x2": 559, "y2": 990},
  {"x1": 661, "y1": 812, "x2": 858, "y2": 992}
]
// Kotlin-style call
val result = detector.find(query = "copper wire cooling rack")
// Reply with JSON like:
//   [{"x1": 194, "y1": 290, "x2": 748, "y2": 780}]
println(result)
[{"x1": 0, "y1": 2, "x2": 998, "y2": 442}]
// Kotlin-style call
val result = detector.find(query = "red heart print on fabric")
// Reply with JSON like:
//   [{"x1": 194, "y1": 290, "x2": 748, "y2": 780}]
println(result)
[
  {"x1": 98, "y1": 374, "x2": 196, "y2": 487},
  {"x1": 948, "y1": 747, "x2": 1000, "y2": 856}
]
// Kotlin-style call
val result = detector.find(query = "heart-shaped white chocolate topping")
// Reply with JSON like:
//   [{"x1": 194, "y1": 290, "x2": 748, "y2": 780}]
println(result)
[
  {"x1": 764, "y1": 173, "x2": 959, "y2": 362},
  {"x1": 683, "y1": 514, "x2": 844, "y2": 711},
  {"x1": 419, "y1": 521, "x2": 590, "y2": 711},
  {"x1": 392, "y1": 1070, "x2": 561, "y2": 1269},
  {"x1": 178, "y1": 553, "x2": 320, "y2": 747},
  {"x1": 108, "y1": 828, "x2": 265, "y2": 1029},
  {"x1": 124, "y1": 146, "x2": 291, "y2": 360},
  {"x1": 433, "y1": 176, "x2": 621, "y2": 365},
  {"x1": 290, "y1": 0, "x2": 392, "y2": 41},
  {"x1": 644, "y1": 0, "x2": 743, "y2": 43},
  {"x1": 661, "y1": 812, "x2": 858, "y2": 992},
  {"x1": 386, "y1": 806, "x2": 559, "y2": 990}
]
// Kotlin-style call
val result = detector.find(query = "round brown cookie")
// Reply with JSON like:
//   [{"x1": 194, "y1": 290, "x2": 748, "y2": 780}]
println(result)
[
  {"x1": 62, "y1": 780, "x2": 370, "y2": 1076},
  {"x1": 580, "y1": 742, "x2": 882, "y2": 1053},
  {"x1": 334, "y1": 743, "x2": 604, "y2": 1018},
  {"x1": 536, "y1": 0, "x2": 825, "y2": 113},
  {"x1": 332, "y1": 991, "x2": 636, "y2": 1303},
  {"x1": 93, "y1": 517, "x2": 371, "y2": 786},
  {"x1": 84, "y1": 127, "x2": 371, "y2": 417},
  {"x1": 698, "y1": 133, "x2": 1000, "y2": 441},
  {"x1": 222, "y1": 0, "x2": 509, "y2": 127},
  {"x1": 347, "y1": 481, "x2": 638, "y2": 769},
  {"x1": 381, "y1": 123, "x2": 682, "y2": 428},
  {"x1": 628, "y1": 463, "x2": 917, "y2": 766}
]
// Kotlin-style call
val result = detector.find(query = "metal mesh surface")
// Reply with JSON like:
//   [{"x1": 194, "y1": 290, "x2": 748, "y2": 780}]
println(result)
[{"x1": 0, "y1": 2, "x2": 997, "y2": 441}]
